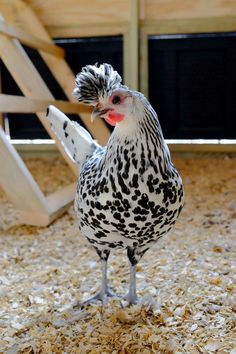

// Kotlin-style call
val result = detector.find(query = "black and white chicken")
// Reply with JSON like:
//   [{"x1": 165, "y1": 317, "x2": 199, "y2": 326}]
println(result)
[{"x1": 47, "y1": 63, "x2": 184, "y2": 305}]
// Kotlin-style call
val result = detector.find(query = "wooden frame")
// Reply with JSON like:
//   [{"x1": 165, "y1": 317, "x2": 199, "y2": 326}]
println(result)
[{"x1": 140, "y1": 17, "x2": 236, "y2": 98}]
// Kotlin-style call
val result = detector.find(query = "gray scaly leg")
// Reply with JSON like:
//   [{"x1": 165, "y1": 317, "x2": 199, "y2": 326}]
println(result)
[
  {"x1": 123, "y1": 247, "x2": 139, "y2": 305},
  {"x1": 75, "y1": 249, "x2": 118, "y2": 308}
]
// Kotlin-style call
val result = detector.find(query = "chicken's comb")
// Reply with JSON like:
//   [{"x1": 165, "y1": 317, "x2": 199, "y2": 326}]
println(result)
[{"x1": 73, "y1": 63, "x2": 122, "y2": 105}]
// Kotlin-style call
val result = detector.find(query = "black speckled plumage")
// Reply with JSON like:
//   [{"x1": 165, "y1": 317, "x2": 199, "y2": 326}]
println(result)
[{"x1": 47, "y1": 63, "x2": 184, "y2": 305}]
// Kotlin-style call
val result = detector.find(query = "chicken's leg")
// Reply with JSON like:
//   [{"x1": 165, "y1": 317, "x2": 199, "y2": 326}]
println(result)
[
  {"x1": 125, "y1": 262, "x2": 138, "y2": 305},
  {"x1": 123, "y1": 247, "x2": 138, "y2": 305},
  {"x1": 76, "y1": 249, "x2": 118, "y2": 308}
]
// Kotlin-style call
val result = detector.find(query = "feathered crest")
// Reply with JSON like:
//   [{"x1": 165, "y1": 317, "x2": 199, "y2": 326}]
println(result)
[{"x1": 73, "y1": 63, "x2": 122, "y2": 105}]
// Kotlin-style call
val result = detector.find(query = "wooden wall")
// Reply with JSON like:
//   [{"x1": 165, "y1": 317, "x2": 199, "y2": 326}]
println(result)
[{"x1": 1, "y1": 0, "x2": 236, "y2": 37}]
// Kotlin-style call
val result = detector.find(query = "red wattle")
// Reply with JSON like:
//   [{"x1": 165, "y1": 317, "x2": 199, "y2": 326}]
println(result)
[{"x1": 105, "y1": 112, "x2": 124, "y2": 126}]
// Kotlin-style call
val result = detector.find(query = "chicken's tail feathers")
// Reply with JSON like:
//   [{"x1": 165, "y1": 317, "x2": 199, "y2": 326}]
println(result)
[{"x1": 47, "y1": 105, "x2": 99, "y2": 167}]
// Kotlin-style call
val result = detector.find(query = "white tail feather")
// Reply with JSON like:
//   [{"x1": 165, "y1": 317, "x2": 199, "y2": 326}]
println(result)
[{"x1": 47, "y1": 105, "x2": 99, "y2": 168}]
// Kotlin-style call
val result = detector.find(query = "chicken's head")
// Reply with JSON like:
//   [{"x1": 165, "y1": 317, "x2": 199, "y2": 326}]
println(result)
[{"x1": 73, "y1": 63, "x2": 141, "y2": 127}]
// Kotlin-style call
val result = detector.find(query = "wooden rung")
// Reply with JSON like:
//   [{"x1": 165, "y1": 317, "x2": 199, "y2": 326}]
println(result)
[
  {"x1": 46, "y1": 183, "x2": 76, "y2": 215},
  {"x1": 0, "y1": 19, "x2": 64, "y2": 58},
  {"x1": 0, "y1": 94, "x2": 92, "y2": 114},
  {"x1": 19, "y1": 183, "x2": 76, "y2": 226}
]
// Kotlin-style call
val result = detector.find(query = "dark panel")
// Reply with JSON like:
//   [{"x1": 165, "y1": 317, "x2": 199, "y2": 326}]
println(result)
[
  {"x1": 177, "y1": 49, "x2": 226, "y2": 130},
  {"x1": 57, "y1": 37, "x2": 123, "y2": 77},
  {"x1": 149, "y1": 33, "x2": 236, "y2": 139},
  {"x1": 0, "y1": 36, "x2": 123, "y2": 139}
]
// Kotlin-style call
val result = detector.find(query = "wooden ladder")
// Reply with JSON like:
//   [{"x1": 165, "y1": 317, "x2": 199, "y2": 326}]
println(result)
[{"x1": 0, "y1": 0, "x2": 110, "y2": 226}]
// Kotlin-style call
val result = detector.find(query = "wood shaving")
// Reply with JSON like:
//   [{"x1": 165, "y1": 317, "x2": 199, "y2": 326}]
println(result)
[{"x1": 0, "y1": 153, "x2": 236, "y2": 353}]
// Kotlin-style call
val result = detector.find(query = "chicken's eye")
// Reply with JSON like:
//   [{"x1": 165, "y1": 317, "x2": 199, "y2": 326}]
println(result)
[{"x1": 112, "y1": 96, "x2": 121, "y2": 105}]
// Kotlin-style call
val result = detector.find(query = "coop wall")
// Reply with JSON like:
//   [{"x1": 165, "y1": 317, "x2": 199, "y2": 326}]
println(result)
[{"x1": 1, "y1": 0, "x2": 236, "y2": 37}]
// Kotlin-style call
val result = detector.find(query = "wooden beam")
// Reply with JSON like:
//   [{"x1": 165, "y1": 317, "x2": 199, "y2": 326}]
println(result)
[
  {"x1": 0, "y1": 19, "x2": 65, "y2": 58},
  {"x1": 0, "y1": 94, "x2": 91, "y2": 114},
  {"x1": 124, "y1": 0, "x2": 139, "y2": 90},
  {"x1": 11, "y1": 0, "x2": 110, "y2": 146},
  {"x1": 140, "y1": 27, "x2": 149, "y2": 98}
]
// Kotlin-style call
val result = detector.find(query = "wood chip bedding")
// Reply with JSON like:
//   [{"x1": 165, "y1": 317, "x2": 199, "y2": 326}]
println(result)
[{"x1": 0, "y1": 153, "x2": 235, "y2": 353}]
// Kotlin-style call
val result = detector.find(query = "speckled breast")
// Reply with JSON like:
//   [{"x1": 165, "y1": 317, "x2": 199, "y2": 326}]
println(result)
[{"x1": 75, "y1": 158, "x2": 184, "y2": 250}]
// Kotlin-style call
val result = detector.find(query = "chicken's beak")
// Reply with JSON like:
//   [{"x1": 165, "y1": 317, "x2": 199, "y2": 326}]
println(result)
[{"x1": 91, "y1": 107, "x2": 109, "y2": 123}]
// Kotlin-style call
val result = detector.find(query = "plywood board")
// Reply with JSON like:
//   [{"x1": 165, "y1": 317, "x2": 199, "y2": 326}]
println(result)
[{"x1": 24, "y1": 0, "x2": 130, "y2": 26}]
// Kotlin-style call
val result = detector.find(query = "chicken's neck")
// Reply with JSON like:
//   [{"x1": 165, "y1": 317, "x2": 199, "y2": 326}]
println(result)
[{"x1": 105, "y1": 100, "x2": 174, "y2": 178}]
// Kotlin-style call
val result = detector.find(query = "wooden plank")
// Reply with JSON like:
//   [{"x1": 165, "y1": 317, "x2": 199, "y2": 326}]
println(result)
[
  {"x1": 0, "y1": 127, "x2": 48, "y2": 213},
  {"x1": 12, "y1": 0, "x2": 110, "y2": 146},
  {"x1": 24, "y1": 0, "x2": 130, "y2": 27},
  {"x1": 0, "y1": 20, "x2": 65, "y2": 57},
  {"x1": 141, "y1": 17, "x2": 236, "y2": 34},
  {"x1": 143, "y1": 0, "x2": 236, "y2": 21},
  {"x1": 0, "y1": 34, "x2": 78, "y2": 176},
  {"x1": 0, "y1": 94, "x2": 91, "y2": 114}
]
